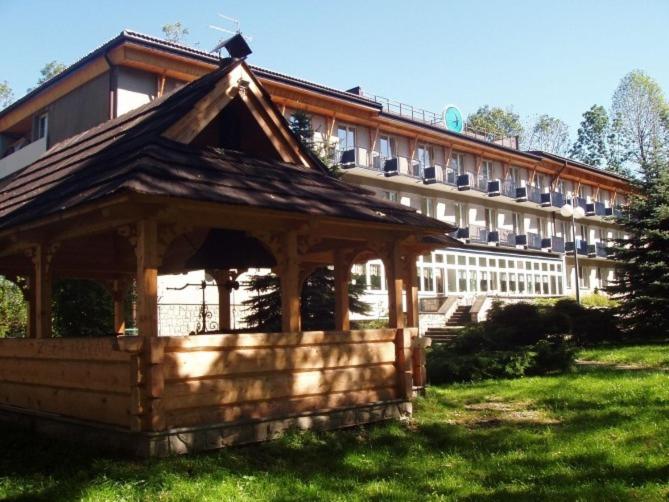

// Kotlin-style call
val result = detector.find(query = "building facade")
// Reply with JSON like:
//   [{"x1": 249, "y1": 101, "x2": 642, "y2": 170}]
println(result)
[{"x1": 0, "y1": 31, "x2": 631, "y2": 328}]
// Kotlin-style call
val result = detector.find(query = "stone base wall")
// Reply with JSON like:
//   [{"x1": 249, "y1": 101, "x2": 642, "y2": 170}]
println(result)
[{"x1": 0, "y1": 400, "x2": 412, "y2": 457}]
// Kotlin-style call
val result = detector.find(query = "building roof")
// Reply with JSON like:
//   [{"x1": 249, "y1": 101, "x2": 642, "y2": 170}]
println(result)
[
  {"x1": 0, "y1": 60, "x2": 455, "y2": 236},
  {"x1": 0, "y1": 29, "x2": 631, "y2": 188}
]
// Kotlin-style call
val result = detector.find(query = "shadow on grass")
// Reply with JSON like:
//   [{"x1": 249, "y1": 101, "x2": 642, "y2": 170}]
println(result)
[{"x1": 2, "y1": 366, "x2": 669, "y2": 500}]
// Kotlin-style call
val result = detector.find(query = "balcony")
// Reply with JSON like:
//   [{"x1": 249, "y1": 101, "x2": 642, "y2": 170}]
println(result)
[
  {"x1": 566, "y1": 239, "x2": 588, "y2": 256},
  {"x1": 474, "y1": 176, "x2": 489, "y2": 193},
  {"x1": 0, "y1": 136, "x2": 47, "y2": 179},
  {"x1": 586, "y1": 201, "x2": 607, "y2": 217},
  {"x1": 487, "y1": 179, "x2": 501, "y2": 197},
  {"x1": 457, "y1": 225, "x2": 488, "y2": 244},
  {"x1": 501, "y1": 181, "x2": 516, "y2": 199},
  {"x1": 571, "y1": 197, "x2": 588, "y2": 212},
  {"x1": 605, "y1": 205, "x2": 624, "y2": 218},
  {"x1": 497, "y1": 228, "x2": 517, "y2": 247},
  {"x1": 334, "y1": 148, "x2": 356, "y2": 168},
  {"x1": 442, "y1": 168, "x2": 457, "y2": 186},
  {"x1": 541, "y1": 236, "x2": 566, "y2": 253},
  {"x1": 515, "y1": 232, "x2": 542, "y2": 249},
  {"x1": 541, "y1": 191, "x2": 565, "y2": 208},
  {"x1": 595, "y1": 242, "x2": 609, "y2": 258},
  {"x1": 457, "y1": 173, "x2": 472, "y2": 191},
  {"x1": 527, "y1": 187, "x2": 543, "y2": 204}
]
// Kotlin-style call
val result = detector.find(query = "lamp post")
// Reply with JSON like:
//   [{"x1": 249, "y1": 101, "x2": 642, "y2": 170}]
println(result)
[{"x1": 560, "y1": 203, "x2": 586, "y2": 303}]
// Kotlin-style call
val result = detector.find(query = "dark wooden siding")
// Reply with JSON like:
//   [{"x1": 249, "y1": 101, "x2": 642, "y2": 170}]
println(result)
[{"x1": 47, "y1": 72, "x2": 110, "y2": 146}]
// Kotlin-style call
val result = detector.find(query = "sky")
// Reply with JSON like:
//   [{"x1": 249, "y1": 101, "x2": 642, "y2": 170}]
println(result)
[{"x1": 1, "y1": 0, "x2": 668, "y2": 138}]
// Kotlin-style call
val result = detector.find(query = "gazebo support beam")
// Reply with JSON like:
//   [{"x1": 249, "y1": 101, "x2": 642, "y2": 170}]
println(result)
[
  {"x1": 280, "y1": 230, "x2": 301, "y2": 333},
  {"x1": 405, "y1": 254, "x2": 419, "y2": 328},
  {"x1": 135, "y1": 220, "x2": 158, "y2": 338},
  {"x1": 32, "y1": 244, "x2": 53, "y2": 339},
  {"x1": 386, "y1": 241, "x2": 405, "y2": 329},
  {"x1": 334, "y1": 250, "x2": 351, "y2": 331}
]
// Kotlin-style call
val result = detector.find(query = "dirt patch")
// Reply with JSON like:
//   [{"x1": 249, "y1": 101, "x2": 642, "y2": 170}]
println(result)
[
  {"x1": 576, "y1": 359, "x2": 668, "y2": 371},
  {"x1": 449, "y1": 399, "x2": 561, "y2": 427}
]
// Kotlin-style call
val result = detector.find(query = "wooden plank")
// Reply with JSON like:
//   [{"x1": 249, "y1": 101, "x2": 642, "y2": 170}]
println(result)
[
  {"x1": 162, "y1": 342, "x2": 397, "y2": 380},
  {"x1": 0, "y1": 382, "x2": 131, "y2": 427},
  {"x1": 0, "y1": 338, "x2": 132, "y2": 362},
  {"x1": 163, "y1": 364, "x2": 397, "y2": 409},
  {"x1": 164, "y1": 387, "x2": 398, "y2": 428},
  {"x1": 162, "y1": 329, "x2": 397, "y2": 351},
  {"x1": 0, "y1": 359, "x2": 131, "y2": 394}
]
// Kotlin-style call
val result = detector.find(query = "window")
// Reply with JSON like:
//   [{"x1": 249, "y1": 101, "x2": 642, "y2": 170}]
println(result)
[
  {"x1": 513, "y1": 213, "x2": 524, "y2": 234},
  {"x1": 337, "y1": 125, "x2": 356, "y2": 151},
  {"x1": 435, "y1": 268, "x2": 444, "y2": 294},
  {"x1": 450, "y1": 152, "x2": 465, "y2": 175},
  {"x1": 421, "y1": 198, "x2": 434, "y2": 217},
  {"x1": 415, "y1": 144, "x2": 432, "y2": 176},
  {"x1": 481, "y1": 160, "x2": 493, "y2": 181},
  {"x1": 458, "y1": 270, "x2": 467, "y2": 292},
  {"x1": 369, "y1": 263, "x2": 382, "y2": 290},
  {"x1": 484, "y1": 208, "x2": 497, "y2": 231},
  {"x1": 35, "y1": 113, "x2": 48, "y2": 140},
  {"x1": 454, "y1": 203, "x2": 467, "y2": 228},
  {"x1": 447, "y1": 269, "x2": 457, "y2": 292},
  {"x1": 378, "y1": 135, "x2": 394, "y2": 159},
  {"x1": 383, "y1": 191, "x2": 398, "y2": 202}
]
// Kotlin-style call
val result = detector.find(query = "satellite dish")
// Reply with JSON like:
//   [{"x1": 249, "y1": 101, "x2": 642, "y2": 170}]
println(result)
[{"x1": 443, "y1": 105, "x2": 464, "y2": 133}]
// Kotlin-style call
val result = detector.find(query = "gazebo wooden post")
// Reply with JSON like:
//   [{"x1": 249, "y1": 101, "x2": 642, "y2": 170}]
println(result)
[
  {"x1": 385, "y1": 241, "x2": 405, "y2": 330},
  {"x1": 135, "y1": 219, "x2": 165, "y2": 432},
  {"x1": 405, "y1": 254, "x2": 419, "y2": 329},
  {"x1": 334, "y1": 250, "x2": 351, "y2": 331},
  {"x1": 135, "y1": 220, "x2": 158, "y2": 339},
  {"x1": 210, "y1": 269, "x2": 232, "y2": 332},
  {"x1": 112, "y1": 279, "x2": 127, "y2": 335},
  {"x1": 32, "y1": 244, "x2": 53, "y2": 339},
  {"x1": 280, "y1": 230, "x2": 301, "y2": 333}
]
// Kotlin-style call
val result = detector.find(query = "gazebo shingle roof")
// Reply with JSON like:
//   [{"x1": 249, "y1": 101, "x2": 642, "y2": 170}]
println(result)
[{"x1": 0, "y1": 60, "x2": 455, "y2": 235}]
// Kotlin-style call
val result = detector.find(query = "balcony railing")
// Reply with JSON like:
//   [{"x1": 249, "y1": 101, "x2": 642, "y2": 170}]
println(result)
[
  {"x1": 541, "y1": 236, "x2": 566, "y2": 253},
  {"x1": 443, "y1": 168, "x2": 457, "y2": 186},
  {"x1": 333, "y1": 148, "x2": 356, "y2": 167},
  {"x1": 501, "y1": 181, "x2": 516, "y2": 199},
  {"x1": 474, "y1": 176, "x2": 489, "y2": 192},
  {"x1": 497, "y1": 228, "x2": 517, "y2": 247},
  {"x1": 487, "y1": 179, "x2": 501, "y2": 196},
  {"x1": 457, "y1": 173, "x2": 472, "y2": 190},
  {"x1": 457, "y1": 225, "x2": 488, "y2": 244},
  {"x1": 605, "y1": 205, "x2": 624, "y2": 218},
  {"x1": 595, "y1": 242, "x2": 609, "y2": 258},
  {"x1": 541, "y1": 191, "x2": 565, "y2": 208},
  {"x1": 571, "y1": 197, "x2": 588, "y2": 211},
  {"x1": 586, "y1": 201, "x2": 607, "y2": 216},
  {"x1": 527, "y1": 187, "x2": 543, "y2": 204},
  {"x1": 526, "y1": 232, "x2": 542, "y2": 250},
  {"x1": 566, "y1": 240, "x2": 588, "y2": 256}
]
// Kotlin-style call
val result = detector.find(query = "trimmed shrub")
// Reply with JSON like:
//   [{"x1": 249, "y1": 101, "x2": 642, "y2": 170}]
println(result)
[{"x1": 530, "y1": 337, "x2": 576, "y2": 374}]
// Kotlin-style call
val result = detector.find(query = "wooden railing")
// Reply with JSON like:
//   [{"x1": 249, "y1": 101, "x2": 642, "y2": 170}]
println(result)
[
  {"x1": 0, "y1": 329, "x2": 422, "y2": 433},
  {"x1": 0, "y1": 337, "x2": 141, "y2": 428}
]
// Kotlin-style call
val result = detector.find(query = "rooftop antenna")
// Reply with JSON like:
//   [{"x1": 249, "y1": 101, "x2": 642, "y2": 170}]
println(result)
[{"x1": 209, "y1": 13, "x2": 253, "y2": 60}]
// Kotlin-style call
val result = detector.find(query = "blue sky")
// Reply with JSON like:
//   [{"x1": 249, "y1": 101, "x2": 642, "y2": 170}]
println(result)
[{"x1": 1, "y1": 0, "x2": 668, "y2": 137}]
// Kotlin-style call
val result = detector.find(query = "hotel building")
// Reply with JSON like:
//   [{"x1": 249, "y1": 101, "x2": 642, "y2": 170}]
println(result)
[{"x1": 0, "y1": 31, "x2": 631, "y2": 328}]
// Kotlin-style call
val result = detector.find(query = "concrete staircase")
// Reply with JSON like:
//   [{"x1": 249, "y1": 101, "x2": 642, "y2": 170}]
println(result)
[
  {"x1": 425, "y1": 305, "x2": 472, "y2": 344},
  {"x1": 446, "y1": 305, "x2": 472, "y2": 327}
]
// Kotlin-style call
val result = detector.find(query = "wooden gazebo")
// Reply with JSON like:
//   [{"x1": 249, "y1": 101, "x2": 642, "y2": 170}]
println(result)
[{"x1": 0, "y1": 59, "x2": 455, "y2": 455}]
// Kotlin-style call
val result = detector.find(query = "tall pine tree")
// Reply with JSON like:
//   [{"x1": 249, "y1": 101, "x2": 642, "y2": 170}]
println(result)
[
  {"x1": 606, "y1": 159, "x2": 669, "y2": 338},
  {"x1": 242, "y1": 268, "x2": 371, "y2": 331}
]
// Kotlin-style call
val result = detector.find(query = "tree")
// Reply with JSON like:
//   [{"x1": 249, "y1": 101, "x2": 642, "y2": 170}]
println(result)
[
  {"x1": 466, "y1": 106, "x2": 523, "y2": 139},
  {"x1": 242, "y1": 268, "x2": 371, "y2": 331},
  {"x1": 606, "y1": 158, "x2": 669, "y2": 338},
  {"x1": 611, "y1": 70, "x2": 669, "y2": 167},
  {"x1": 0, "y1": 81, "x2": 13, "y2": 110},
  {"x1": 162, "y1": 22, "x2": 189, "y2": 43},
  {"x1": 52, "y1": 279, "x2": 113, "y2": 337},
  {"x1": 522, "y1": 114, "x2": 570, "y2": 156},
  {"x1": 289, "y1": 110, "x2": 338, "y2": 175},
  {"x1": 0, "y1": 276, "x2": 27, "y2": 338},
  {"x1": 37, "y1": 61, "x2": 67, "y2": 85},
  {"x1": 570, "y1": 105, "x2": 611, "y2": 167}
]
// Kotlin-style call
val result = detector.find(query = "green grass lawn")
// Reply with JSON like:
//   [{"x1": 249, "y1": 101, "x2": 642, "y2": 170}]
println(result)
[
  {"x1": 578, "y1": 342, "x2": 669, "y2": 369},
  {"x1": 1, "y1": 344, "x2": 669, "y2": 501}
]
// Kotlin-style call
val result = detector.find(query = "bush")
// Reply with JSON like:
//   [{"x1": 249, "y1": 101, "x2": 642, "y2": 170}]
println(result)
[
  {"x1": 0, "y1": 276, "x2": 27, "y2": 338},
  {"x1": 581, "y1": 292, "x2": 619, "y2": 308},
  {"x1": 530, "y1": 337, "x2": 576, "y2": 374},
  {"x1": 52, "y1": 279, "x2": 113, "y2": 337},
  {"x1": 350, "y1": 318, "x2": 389, "y2": 330}
]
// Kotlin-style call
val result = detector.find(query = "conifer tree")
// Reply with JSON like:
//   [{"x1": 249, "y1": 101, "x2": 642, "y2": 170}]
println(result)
[
  {"x1": 606, "y1": 159, "x2": 669, "y2": 338},
  {"x1": 242, "y1": 268, "x2": 370, "y2": 331}
]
